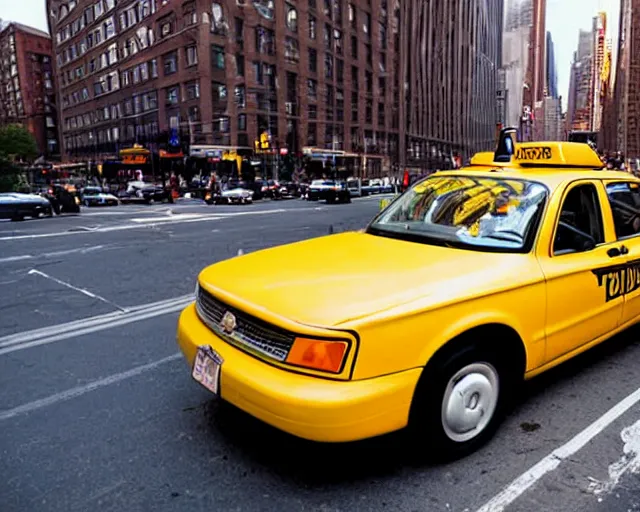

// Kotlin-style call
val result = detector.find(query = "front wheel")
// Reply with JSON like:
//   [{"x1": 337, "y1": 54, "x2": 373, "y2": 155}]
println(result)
[{"x1": 408, "y1": 343, "x2": 511, "y2": 461}]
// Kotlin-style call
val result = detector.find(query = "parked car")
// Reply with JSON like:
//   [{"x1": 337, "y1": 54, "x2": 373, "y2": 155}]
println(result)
[
  {"x1": 347, "y1": 179, "x2": 362, "y2": 197},
  {"x1": 212, "y1": 181, "x2": 254, "y2": 204},
  {"x1": 0, "y1": 193, "x2": 53, "y2": 221},
  {"x1": 81, "y1": 186, "x2": 119, "y2": 207},
  {"x1": 307, "y1": 180, "x2": 351, "y2": 203},
  {"x1": 116, "y1": 181, "x2": 168, "y2": 204}
]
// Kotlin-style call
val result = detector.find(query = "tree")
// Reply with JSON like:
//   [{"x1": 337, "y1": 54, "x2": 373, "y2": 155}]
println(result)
[
  {"x1": 0, "y1": 124, "x2": 38, "y2": 162},
  {"x1": 0, "y1": 124, "x2": 37, "y2": 192}
]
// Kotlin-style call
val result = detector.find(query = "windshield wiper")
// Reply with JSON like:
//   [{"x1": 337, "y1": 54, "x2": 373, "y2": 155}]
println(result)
[{"x1": 483, "y1": 231, "x2": 523, "y2": 243}]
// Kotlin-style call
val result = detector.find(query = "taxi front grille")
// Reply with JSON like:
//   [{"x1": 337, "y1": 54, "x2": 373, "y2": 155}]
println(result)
[{"x1": 196, "y1": 285, "x2": 296, "y2": 361}]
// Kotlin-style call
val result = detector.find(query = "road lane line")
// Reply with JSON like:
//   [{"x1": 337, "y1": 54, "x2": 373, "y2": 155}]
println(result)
[
  {"x1": 0, "y1": 294, "x2": 193, "y2": 349},
  {"x1": 0, "y1": 245, "x2": 106, "y2": 264},
  {"x1": 475, "y1": 385, "x2": 640, "y2": 512},
  {"x1": 0, "y1": 353, "x2": 182, "y2": 421},
  {"x1": 0, "y1": 299, "x2": 191, "y2": 356},
  {"x1": 28, "y1": 269, "x2": 127, "y2": 312}
]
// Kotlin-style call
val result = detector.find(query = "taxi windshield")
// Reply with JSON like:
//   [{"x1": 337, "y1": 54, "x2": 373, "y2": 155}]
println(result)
[{"x1": 368, "y1": 175, "x2": 547, "y2": 252}]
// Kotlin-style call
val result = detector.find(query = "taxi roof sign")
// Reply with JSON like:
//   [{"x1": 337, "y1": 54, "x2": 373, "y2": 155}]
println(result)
[{"x1": 468, "y1": 127, "x2": 605, "y2": 170}]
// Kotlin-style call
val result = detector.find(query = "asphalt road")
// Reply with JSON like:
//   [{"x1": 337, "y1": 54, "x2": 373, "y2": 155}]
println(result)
[{"x1": 1, "y1": 196, "x2": 640, "y2": 512}]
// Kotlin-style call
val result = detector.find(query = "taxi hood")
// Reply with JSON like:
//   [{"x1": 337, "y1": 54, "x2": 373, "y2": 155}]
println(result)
[{"x1": 198, "y1": 232, "x2": 535, "y2": 327}]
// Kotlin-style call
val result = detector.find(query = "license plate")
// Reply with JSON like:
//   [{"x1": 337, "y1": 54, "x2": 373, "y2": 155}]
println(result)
[{"x1": 192, "y1": 346, "x2": 223, "y2": 394}]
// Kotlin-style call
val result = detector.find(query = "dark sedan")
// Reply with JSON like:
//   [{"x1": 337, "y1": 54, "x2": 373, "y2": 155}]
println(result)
[
  {"x1": 307, "y1": 180, "x2": 351, "y2": 204},
  {"x1": 0, "y1": 193, "x2": 53, "y2": 221}
]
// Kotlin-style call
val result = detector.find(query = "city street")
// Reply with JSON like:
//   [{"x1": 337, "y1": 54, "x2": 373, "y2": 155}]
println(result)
[{"x1": 1, "y1": 197, "x2": 640, "y2": 512}]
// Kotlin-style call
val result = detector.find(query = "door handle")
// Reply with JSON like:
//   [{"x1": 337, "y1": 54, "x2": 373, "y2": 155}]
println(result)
[
  {"x1": 608, "y1": 247, "x2": 622, "y2": 258},
  {"x1": 621, "y1": 245, "x2": 629, "y2": 255}
]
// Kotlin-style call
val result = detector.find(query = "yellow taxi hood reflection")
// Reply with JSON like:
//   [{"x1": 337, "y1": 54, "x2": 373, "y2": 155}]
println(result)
[{"x1": 198, "y1": 232, "x2": 531, "y2": 327}]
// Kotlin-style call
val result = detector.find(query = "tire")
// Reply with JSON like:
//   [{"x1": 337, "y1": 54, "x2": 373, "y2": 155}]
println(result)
[{"x1": 408, "y1": 340, "x2": 516, "y2": 461}]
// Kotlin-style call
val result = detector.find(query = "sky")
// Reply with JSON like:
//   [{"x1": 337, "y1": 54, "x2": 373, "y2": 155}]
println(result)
[
  {"x1": 0, "y1": 0, "x2": 623, "y2": 114},
  {"x1": 546, "y1": 0, "x2": 620, "y2": 111}
]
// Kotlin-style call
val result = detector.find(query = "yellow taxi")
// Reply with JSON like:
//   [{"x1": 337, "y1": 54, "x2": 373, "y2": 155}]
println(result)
[{"x1": 177, "y1": 128, "x2": 640, "y2": 458}]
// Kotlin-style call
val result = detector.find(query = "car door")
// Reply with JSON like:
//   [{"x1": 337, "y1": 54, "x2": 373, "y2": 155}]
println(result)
[
  {"x1": 603, "y1": 179, "x2": 640, "y2": 325},
  {"x1": 537, "y1": 180, "x2": 624, "y2": 364}
]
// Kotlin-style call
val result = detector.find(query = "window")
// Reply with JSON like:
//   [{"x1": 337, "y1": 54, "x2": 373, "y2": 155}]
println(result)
[
  {"x1": 323, "y1": 0, "x2": 332, "y2": 18},
  {"x1": 307, "y1": 79, "x2": 317, "y2": 100},
  {"x1": 366, "y1": 71, "x2": 372, "y2": 93},
  {"x1": 607, "y1": 182, "x2": 640, "y2": 239},
  {"x1": 308, "y1": 104, "x2": 317, "y2": 119},
  {"x1": 335, "y1": 29, "x2": 343, "y2": 54},
  {"x1": 211, "y1": 2, "x2": 227, "y2": 34},
  {"x1": 235, "y1": 85, "x2": 245, "y2": 107},
  {"x1": 185, "y1": 80, "x2": 200, "y2": 100},
  {"x1": 256, "y1": 27, "x2": 275, "y2": 55},
  {"x1": 324, "y1": 23, "x2": 332, "y2": 49},
  {"x1": 235, "y1": 17, "x2": 244, "y2": 47},
  {"x1": 308, "y1": 49, "x2": 317, "y2": 73},
  {"x1": 188, "y1": 106, "x2": 200, "y2": 121},
  {"x1": 366, "y1": 44, "x2": 372, "y2": 66},
  {"x1": 235, "y1": 54, "x2": 245, "y2": 76},
  {"x1": 372, "y1": 177, "x2": 548, "y2": 252},
  {"x1": 363, "y1": 12, "x2": 371, "y2": 38},
  {"x1": 284, "y1": 37, "x2": 300, "y2": 63},
  {"x1": 336, "y1": 59, "x2": 343, "y2": 83},
  {"x1": 166, "y1": 86, "x2": 180, "y2": 105},
  {"x1": 351, "y1": 66, "x2": 359, "y2": 89},
  {"x1": 286, "y1": 4, "x2": 298, "y2": 32},
  {"x1": 212, "y1": 45, "x2": 225, "y2": 69},
  {"x1": 554, "y1": 184, "x2": 604, "y2": 254},
  {"x1": 351, "y1": 35, "x2": 358, "y2": 58},
  {"x1": 160, "y1": 19, "x2": 173, "y2": 37},
  {"x1": 366, "y1": 98, "x2": 372, "y2": 123},
  {"x1": 212, "y1": 81, "x2": 227, "y2": 102},
  {"x1": 186, "y1": 46, "x2": 198, "y2": 66},
  {"x1": 309, "y1": 16, "x2": 316, "y2": 39},
  {"x1": 150, "y1": 59, "x2": 158, "y2": 78},
  {"x1": 348, "y1": 3, "x2": 356, "y2": 28},
  {"x1": 325, "y1": 54, "x2": 333, "y2": 79},
  {"x1": 307, "y1": 123, "x2": 317, "y2": 145},
  {"x1": 253, "y1": 61, "x2": 263, "y2": 84},
  {"x1": 183, "y1": 2, "x2": 197, "y2": 26},
  {"x1": 238, "y1": 114, "x2": 247, "y2": 131},
  {"x1": 378, "y1": 103, "x2": 385, "y2": 125},
  {"x1": 163, "y1": 51, "x2": 178, "y2": 75},
  {"x1": 379, "y1": 77, "x2": 386, "y2": 96},
  {"x1": 379, "y1": 22, "x2": 387, "y2": 49}
]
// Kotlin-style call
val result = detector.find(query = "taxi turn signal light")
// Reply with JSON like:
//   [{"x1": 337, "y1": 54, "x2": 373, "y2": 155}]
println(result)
[{"x1": 286, "y1": 338, "x2": 348, "y2": 373}]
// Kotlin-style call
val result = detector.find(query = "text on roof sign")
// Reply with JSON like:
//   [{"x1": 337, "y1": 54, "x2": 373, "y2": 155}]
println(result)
[{"x1": 515, "y1": 147, "x2": 552, "y2": 160}]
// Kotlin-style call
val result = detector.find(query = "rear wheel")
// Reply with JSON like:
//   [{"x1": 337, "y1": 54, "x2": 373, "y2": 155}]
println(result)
[{"x1": 408, "y1": 341, "x2": 515, "y2": 461}]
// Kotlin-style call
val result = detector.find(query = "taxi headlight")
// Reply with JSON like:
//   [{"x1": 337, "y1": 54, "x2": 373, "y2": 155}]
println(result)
[{"x1": 285, "y1": 338, "x2": 349, "y2": 373}]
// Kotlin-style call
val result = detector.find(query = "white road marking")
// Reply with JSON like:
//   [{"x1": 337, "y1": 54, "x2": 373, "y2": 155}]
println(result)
[
  {"x1": 0, "y1": 353, "x2": 182, "y2": 421},
  {"x1": 0, "y1": 294, "x2": 193, "y2": 356},
  {"x1": 475, "y1": 385, "x2": 640, "y2": 512},
  {"x1": 131, "y1": 213, "x2": 208, "y2": 223},
  {"x1": 587, "y1": 417, "x2": 640, "y2": 498},
  {"x1": 0, "y1": 207, "x2": 314, "y2": 241},
  {"x1": 28, "y1": 269, "x2": 126, "y2": 312},
  {"x1": 0, "y1": 255, "x2": 33, "y2": 263},
  {"x1": 0, "y1": 245, "x2": 107, "y2": 264}
]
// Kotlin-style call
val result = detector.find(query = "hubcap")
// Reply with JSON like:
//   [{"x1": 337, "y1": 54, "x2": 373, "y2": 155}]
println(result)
[{"x1": 441, "y1": 362, "x2": 499, "y2": 443}]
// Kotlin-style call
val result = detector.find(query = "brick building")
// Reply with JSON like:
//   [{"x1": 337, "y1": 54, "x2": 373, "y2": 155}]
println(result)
[
  {"x1": 0, "y1": 23, "x2": 61, "y2": 159},
  {"x1": 46, "y1": 0, "x2": 503, "y2": 177},
  {"x1": 604, "y1": 0, "x2": 640, "y2": 161}
]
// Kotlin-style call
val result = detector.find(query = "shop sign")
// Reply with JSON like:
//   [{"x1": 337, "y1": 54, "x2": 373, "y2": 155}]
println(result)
[{"x1": 122, "y1": 154, "x2": 148, "y2": 164}]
